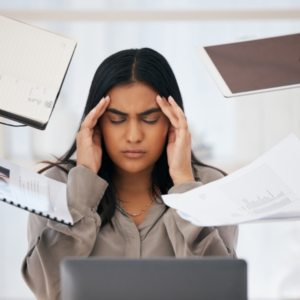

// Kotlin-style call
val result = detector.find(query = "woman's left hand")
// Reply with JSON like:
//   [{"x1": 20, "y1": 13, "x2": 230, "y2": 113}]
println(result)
[{"x1": 156, "y1": 95, "x2": 195, "y2": 186}]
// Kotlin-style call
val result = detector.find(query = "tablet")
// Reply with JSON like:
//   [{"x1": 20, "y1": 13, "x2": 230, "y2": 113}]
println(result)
[{"x1": 196, "y1": 33, "x2": 300, "y2": 97}]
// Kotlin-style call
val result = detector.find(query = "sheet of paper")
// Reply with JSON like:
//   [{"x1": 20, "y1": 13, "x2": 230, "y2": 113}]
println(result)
[
  {"x1": 0, "y1": 157, "x2": 72, "y2": 224},
  {"x1": 162, "y1": 133, "x2": 300, "y2": 226},
  {"x1": 0, "y1": 15, "x2": 76, "y2": 123}
]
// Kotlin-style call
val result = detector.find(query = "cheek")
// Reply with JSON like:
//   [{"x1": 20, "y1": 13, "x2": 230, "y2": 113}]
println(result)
[
  {"x1": 100, "y1": 119, "x2": 120, "y2": 155},
  {"x1": 157, "y1": 116, "x2": 170, "y2": 139},
  {"x1": 147, "y1": 121, "x2": 169, "y2": 154},
  {"x1": 156, "y1": 122, "x2": 169, "y2": 141}
]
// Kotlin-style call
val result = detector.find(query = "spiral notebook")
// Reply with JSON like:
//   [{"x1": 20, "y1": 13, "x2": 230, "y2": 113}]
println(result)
[
  {"x1": 0, "y1": 14, "x2": 77, "y2": 130},
  {"x1": 0, "y1": 157, "x2": 73, "y2": 225}
]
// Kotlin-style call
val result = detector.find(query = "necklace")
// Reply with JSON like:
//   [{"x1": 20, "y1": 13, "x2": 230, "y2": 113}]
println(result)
[{"x1": 117, "y1": 195, "x2": 157, "y2": 218}]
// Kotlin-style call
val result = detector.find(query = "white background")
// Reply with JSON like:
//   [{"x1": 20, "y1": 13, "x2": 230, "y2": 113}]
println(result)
[{"x1": 0, "y1": 0, "x2": 300, "y2": 299}]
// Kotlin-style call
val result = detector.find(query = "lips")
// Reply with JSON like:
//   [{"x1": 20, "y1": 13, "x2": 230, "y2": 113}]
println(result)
[
  {"x1": 123, "y1": 149, "x2": 146, "y2": 153},
  {"x1": 122, "y1": 149, "x2": 146, "y2": 158}
]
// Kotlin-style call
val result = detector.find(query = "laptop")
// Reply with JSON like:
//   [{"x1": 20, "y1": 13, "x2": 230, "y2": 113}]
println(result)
[
  {"x1": 196, "y1": 32, "x2": 300, "y2": 97},
  {"x1": 61, "y1": 258, "x2": 247, "y2": 300}
]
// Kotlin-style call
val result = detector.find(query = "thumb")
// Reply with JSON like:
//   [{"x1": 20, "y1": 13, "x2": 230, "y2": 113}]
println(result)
[
  {"x1": 168, "y1": 124, "x2": 176, "y2": 144},
  {"x1": 92, "y1": 124, "x2": 102, "y2": 146}
]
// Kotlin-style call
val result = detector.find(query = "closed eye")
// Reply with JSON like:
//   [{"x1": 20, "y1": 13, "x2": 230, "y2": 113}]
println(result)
[
  {"x1": 110, "y1": 119, "x2": 126, "y2": 124},
  {"x1": 143, "y1": 119, "x2": 158, "y2": 124},
  {"x1": 110, "y1": 119, "x2": 158, "y2": 124}
]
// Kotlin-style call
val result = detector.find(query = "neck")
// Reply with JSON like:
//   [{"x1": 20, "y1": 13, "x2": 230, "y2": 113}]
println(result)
[
  {"x1": 112, "y1": 164, "x2": 158, "y2": 227},
  {"x1": 113, "y1": 165, "x2": 154, "y2": 196}
]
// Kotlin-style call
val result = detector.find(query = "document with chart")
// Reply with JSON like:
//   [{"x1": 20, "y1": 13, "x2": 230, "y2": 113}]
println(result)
[
  {"x1": 0, "y1": 15, "x2": 76, "y2": 129},
  {"x1": 162, "y1": 133, "x2": 300, "y2": 226},
  {"x1": 0, "y1": 157, "x2": 72, "y2": 225}
]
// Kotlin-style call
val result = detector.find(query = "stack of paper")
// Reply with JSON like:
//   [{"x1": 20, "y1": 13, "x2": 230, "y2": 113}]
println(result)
[{"x1": 162, "y1": 134, "x2": 300, "y2": 226}]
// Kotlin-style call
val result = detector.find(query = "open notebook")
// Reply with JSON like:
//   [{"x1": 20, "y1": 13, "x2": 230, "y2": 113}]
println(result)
[
  {"x1": 0, "y1": 157, "x2": 73, "y2": 225},
  {"x1": 0, "y1": 15, "x2": 76, "y2": 129}
]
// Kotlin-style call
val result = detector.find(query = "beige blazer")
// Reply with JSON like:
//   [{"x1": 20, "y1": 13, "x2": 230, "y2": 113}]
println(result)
[{"x1": 21, "y1": 164, "x2": 238, "y2": 300}]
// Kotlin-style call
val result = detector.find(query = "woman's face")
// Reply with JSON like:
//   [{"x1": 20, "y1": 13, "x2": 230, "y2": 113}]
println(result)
[{"x1": 99, "y1": 82, "x2": 170, "y2": 174}]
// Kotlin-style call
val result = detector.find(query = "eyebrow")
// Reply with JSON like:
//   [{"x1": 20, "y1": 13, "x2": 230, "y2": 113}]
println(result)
[{"x1": 106, "y1": 108, "x2": 161, "y2": 116}]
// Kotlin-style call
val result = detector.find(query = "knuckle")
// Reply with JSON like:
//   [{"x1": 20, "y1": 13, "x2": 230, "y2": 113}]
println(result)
[
  {"x1": 180, "y1": 111, "x2": 187, "y2": 119},
  {"x1": 82, "y1": 128, "x2": 90, "y2": 135},
  {"x1": 80, "y1": 122, "x2": 87, "y2": 129}
]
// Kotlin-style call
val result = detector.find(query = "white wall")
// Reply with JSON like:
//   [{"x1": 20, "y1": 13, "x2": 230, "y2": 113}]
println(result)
[
  {"x1": 236, "y1": 87, "x2": 300, "y2": 163},
  {"x1": 1, "y1": 1, "x2": 300, "y2": 299}
]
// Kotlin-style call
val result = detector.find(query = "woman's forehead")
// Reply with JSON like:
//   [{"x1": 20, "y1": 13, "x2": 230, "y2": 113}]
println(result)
[{"x1": 107, "y1": 82, "x2": 159, "y2": 112}]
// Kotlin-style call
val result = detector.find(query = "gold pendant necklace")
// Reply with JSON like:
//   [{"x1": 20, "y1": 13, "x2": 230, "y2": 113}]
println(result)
[{"x1": 117, "y1": 193, "x2": 159, "y2": 218}]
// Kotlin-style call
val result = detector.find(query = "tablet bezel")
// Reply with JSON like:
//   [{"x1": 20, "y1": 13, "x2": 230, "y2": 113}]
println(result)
[{"x1": 196, "y1": 32, "x2": 300, "y2": 98}]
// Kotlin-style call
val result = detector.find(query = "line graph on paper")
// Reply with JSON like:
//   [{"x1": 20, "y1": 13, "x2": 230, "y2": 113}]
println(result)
[{"x1": 219, "y1": 164, "x2": 300, "y2": 215}]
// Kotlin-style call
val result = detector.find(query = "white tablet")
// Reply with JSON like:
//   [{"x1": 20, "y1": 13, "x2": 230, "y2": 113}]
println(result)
[{"x1": 196, "y1": 33, "x2": 300, "y2": 98}]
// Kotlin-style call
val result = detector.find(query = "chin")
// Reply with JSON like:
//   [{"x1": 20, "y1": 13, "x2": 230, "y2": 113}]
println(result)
[{"x1": 115, "y1": 159, "x2": 155, "y2": 174}]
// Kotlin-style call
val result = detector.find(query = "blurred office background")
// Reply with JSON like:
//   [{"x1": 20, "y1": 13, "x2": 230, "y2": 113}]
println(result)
[{"x1": 0, "y1": 0, "x2": 300, "y2": 299}]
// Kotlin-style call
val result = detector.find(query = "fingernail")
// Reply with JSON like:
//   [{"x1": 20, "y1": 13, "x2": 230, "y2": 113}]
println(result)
[
  {"x1": 91, "y1": 108, "x2": 96, "y2": 114},
  {"x1": 99, "y1": 97, "x2": 104, "y2": 104},
  {"x1": 157, "y1": 95, "x2": 162, "y2": 101},
  {"x1": 105, "y1": 95, "x2": 110, "y2": 100}
]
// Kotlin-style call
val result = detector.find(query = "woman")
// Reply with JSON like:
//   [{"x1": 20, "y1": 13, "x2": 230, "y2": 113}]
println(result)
[{"x1": 22, "y1": 48, "x2": 238, "y2": 300}]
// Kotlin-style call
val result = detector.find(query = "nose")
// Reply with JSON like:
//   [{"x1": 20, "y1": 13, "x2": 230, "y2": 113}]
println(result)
[{"x1": 125, "y1": 119, "x2": 143, "y2": 143}]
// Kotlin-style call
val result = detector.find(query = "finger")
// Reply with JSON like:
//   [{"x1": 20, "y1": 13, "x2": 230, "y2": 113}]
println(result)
[
  {"x1": 167, "y1": 124, "x2": 176, "y2": 144},
  {"x1": 167, "y1": 96, "x2": 190, "y2": 147},
  {"x1": 77, "y1": 94, "x2": 108, "y2": 143},
  {"x1": 81, "y1": 96, "x2": 110, "y2": 130},
  {"x1": 94, "y1": 123, "x2": 102, "y2": 135},
  {"x1": 90, "y1": 95, "x2": 110, "y2": 127},
  {"x1": 80, "y1": 99, "x2": 105, "y2": 130},
  {"x1": 168, "y1": 96, "x2": 188, "y2": 130},
  {"x1": 156, "y1": 95, "x2": 179, "y2": 128},
  {"x1": 95, "y1": 95, "x2": 110, "y2": 119},
  {"x1": 92, "y1": 124, "x2": 102, "y2": 146},
  {"x1": 77, "y1": 127, "x2": 94, "y2": 143}
]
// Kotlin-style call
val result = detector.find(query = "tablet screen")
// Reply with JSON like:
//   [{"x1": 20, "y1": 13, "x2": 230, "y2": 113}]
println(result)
[{"x1": 204, "y1": 33, "x2": 300, "y2": 94}]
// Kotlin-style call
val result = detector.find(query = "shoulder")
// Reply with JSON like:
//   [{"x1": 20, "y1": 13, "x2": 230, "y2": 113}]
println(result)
[
  {"x1": 193, "y1": 164, "x2": 224, "y2": 185},
  {"x1": 42, "y1": 163, "x2": 76, "y2": 184}
]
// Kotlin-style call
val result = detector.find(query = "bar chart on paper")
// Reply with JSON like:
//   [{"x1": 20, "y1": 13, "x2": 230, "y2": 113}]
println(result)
[
  {"x1": 162, "y1": 134, "x2": 300, "y2": 226},
  {"x1": 219, "y1": 164, "x2": 300, "y2": 216}
]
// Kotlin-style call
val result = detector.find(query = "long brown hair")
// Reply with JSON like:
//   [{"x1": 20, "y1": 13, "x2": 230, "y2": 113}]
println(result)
[{"x1": 38, "y1": 48, "x2": 226, "y2": 227}]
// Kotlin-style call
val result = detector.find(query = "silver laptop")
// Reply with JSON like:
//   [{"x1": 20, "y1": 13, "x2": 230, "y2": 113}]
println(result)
[{"x1": 61, "y1": 258, "x2": 247, "y2": 300}]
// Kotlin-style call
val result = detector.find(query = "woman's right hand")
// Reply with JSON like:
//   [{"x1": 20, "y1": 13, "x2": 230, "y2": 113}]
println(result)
[{"x1": 76, "y1": 96, "x2": 110, "y2": 174}]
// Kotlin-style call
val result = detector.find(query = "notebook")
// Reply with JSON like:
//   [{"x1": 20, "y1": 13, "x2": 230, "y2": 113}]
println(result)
[
  {"x1": 0, "y1": 15, "x2": 77, "y2": 129},
  {"x1": 0, "y1": 156, "x2": 73, "y2": 225}
]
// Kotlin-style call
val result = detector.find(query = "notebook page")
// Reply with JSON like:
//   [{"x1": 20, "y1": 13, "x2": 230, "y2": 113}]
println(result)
[
  {"x1": 0, "y1": 15, "x2": 76, "y2": 123},
  {"x1": 0, "y1": 156, "x2": 73, "y2": 225}
]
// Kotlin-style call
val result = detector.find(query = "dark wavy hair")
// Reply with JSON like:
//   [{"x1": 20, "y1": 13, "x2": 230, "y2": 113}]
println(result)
[{"x1": 38, "y1": 48, "x2": 226, "y2": 227}]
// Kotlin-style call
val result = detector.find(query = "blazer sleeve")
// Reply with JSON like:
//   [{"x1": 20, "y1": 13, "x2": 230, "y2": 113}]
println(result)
[
  {"x1": 163, "y1": 167, "x2": 238, "y2": 258},
  {"x1": 21, "y1": 165, "x2": 108, "y2": 300}
]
